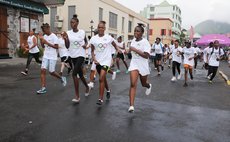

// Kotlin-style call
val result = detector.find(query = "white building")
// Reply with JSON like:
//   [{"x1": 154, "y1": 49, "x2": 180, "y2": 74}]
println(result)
[
  {"x1": 44, "y1": 0, "x2": 149, "y2": 42},
  {"x1": 140, "y1": 0, "x2": 182, "y2": 39}
]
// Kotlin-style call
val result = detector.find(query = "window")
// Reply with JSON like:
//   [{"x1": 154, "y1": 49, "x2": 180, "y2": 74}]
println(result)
[
  {"x1": 122, "y1": 17, "x2": 125, "y2": 32},
  {"x1": 50, "y1": 7, "x2": 57, "y2": 32},
  {"x1": 150, "y1": 7, "x2": 155, "y2": 11},
  {"x1": 149, "y1": 29, "x2": 153, "y2": 35},
  {"x1": 168, "y1": 30, "x2": 172, "y2": 36},
  {"x1": 68, "y1": 6, "x2": 76, "y2": 30},
  {"x1": 128, "y1": 21, "x2": 132, "y2": 33},
  {"x1": 99, "y1": 8, "x2": 103, "y2": 21},
  {"x1": 109, "y1": 12, "x2": 118, "y2": 29},
  {"x1": 172, "y1": 14, "x2": 174, "y2": 19},
  {"x1": 150, "y1": 14, "x2": 155, "y2": 19},
  {"x1": 161, "y1": 29, "x2": 166, "y2": 36},
  {"x1": 173, "y1": 6, "x2": 175, "y2": 11}
]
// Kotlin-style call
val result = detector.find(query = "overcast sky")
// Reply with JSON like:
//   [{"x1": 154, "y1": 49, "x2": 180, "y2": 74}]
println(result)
[{"x1": 114, "y1": 0, "x2": 230, "y2": 29}]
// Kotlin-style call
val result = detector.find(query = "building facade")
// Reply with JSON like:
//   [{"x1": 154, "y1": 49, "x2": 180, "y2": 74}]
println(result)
[
  {"x1": 149, "y1": 18, "x2": 173, "y2": 45},
  {"x1": 0, "y1": 0, "x2": 49, "y2": 58},
  {"x1": 141, "y1": 0, "x2": 182, "y2": 40},
  {"x1": 44, "y1": 0, "x2": 149, "y2": 42}
]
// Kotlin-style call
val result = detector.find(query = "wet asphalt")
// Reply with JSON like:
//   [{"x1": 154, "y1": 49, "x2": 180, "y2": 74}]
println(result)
[{"x1": 0, "y1": 61, "x2": 229, "y2": 142}]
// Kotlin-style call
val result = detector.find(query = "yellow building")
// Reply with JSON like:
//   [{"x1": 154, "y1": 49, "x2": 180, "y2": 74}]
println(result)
[
  {"x1": 149, "y1": 18, "x2": 173, "y2": 45},
  {"x1": 44, "y1": 0, "x2": 149, "y2": 42}
]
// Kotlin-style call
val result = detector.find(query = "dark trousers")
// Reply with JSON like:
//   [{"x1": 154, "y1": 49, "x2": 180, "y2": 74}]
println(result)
[
  {"x1": 207, "y1": 66, "x2": 218, "y2": 81},
  {"x1": 194, "y1": 57, "x2": 198, "y2": 69},
  {"x1": 172, "y1": 61, "x2": 181, "y2": 76},
  {"x1": 26, "y1": 52, "x2": 42, "y2": 69}
]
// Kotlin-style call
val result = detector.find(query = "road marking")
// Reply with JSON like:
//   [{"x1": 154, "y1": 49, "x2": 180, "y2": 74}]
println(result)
[{"x1": 219, "y1": 71, "x2": 230, "y2": 86}]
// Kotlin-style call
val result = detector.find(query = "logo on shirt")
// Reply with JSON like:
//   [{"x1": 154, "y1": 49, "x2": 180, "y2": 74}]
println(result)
[
  {"x1": 96, "y1": 43, "x2": 107, "y2": 52},
  {"x1": 73, "y1": 41, "x2": 81, "y2": 48}
]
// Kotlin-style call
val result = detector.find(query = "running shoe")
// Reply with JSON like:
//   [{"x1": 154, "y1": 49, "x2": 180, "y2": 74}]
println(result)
[
  {"x1": 171, "y1": 76, "x2": 177, "y2": 82},
  {"x1": 177, "y1": 74, "x2": 181, "y2": 80},
  {"x1": 85, "y1": 86, "x2": 91, "y2": 97},
  {"x1": 37, "y1": 87, "x2": 47, "y2": 94},
  {"x1": 145, "y1": 84, "x2": 152, "y2": 95},
  {"x1": 125, "y1": 70, "x2": 129, "y2": 74},
  {"x1": 116, "y1": 70, "x2": 121, "y2": 73},
  {"x1": 161, "y1": 65, "x2": 164, "y2": 71},
  {"x1": 21, "y1": 71, "x2": 28, "y2": 76},
  {"x1": 88, "y1": 82, "x2": 94, "y2": 88},
  {"x1": 158, "y1": 72, "x2": 161, "y2": 76},
  {"x1": 183, "y1": 83, "x2": 188, "y2": 87},
  {"x1": 72, "y1": 98, "x2": 80, "y2": 103},
  {"x1": 208, "y1": 80, "x2": 213, "y2": 84},
  {"x1": 96, "y1": 99, "x2": 103, "y2": 105},
  {"x1": 112, "y1": 72, "x2": 116, "y2": 80},
  {"x1": 106, "y1": 90, "x2": 111, "y2": 100},
  {"x1": 168, "y1": 65, "x2": 171, "y2": 68},
  {"x1": 61, "y1": 76, "x2": 67, "y2": 87},
  {"x1": 128, "y1": 106, "x2": 134, "y2": 113},
  {"x1": 154, "y1": 68, "x2": 157, "y2": 70}
]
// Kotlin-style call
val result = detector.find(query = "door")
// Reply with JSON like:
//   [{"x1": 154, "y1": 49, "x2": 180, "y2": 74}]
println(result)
[{"x1": 0, "y1": 7, "x2": 8, "y2": 56}]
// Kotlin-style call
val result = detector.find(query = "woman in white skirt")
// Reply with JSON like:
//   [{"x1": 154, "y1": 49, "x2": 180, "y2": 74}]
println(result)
[{"x1": 128, "y1": 23, "x2": 152, "y2": 113}]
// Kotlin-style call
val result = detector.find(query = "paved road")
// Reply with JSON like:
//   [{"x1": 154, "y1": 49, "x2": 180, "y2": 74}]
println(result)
[{"x1": 0, "y1": 60, "x2": 229, "y2": 142}]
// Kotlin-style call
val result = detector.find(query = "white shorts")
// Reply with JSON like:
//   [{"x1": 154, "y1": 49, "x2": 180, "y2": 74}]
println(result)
[
  {"x1": 91, "y1": 62, "x2": 96, "y2": 71},
  {"x1": 41, "y1": 58, "x2": 57, "y2": 72}
]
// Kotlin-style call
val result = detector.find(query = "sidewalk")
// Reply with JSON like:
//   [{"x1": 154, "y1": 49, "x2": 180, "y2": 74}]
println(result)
[
  {"x1": 219, "y1": 61, "x2": 230, "y2": 77},
  {"x1": 0, "y1": 57, "x2": 27, "y2": 67}
]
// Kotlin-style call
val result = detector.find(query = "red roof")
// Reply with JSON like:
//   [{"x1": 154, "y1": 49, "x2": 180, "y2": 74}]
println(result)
[{"x1": 149, "y1": 18, "x2": 173, "y2": 23}]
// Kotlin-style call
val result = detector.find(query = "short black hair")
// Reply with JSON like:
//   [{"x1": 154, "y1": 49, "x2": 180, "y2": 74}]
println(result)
[
  {"x1": 136, "y1": 23, "x2": 145, "y2": 33},
  {"x1": 175, "y1": 39, "x2": 179, "y2": 43},
  {"x1": 99, "y1": 21, "x2": 106, "y2": 25},
  {"x1": 41, "y1": 23, "x2": 50, "y2": 29},
  {"x1": 156, "y1": 37, "x2": 161, "y2": 41},
  {"x1": 72, "y1": 14, "x2": 79, "y2": 22}
]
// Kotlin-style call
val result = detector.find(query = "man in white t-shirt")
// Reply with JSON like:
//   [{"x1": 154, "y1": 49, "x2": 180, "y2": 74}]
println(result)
[
  {"x1": 203, "y1": 42, "x2": 214, "y2": 70},
  {"x1": 168, "y1": 40, "x2": 175, "y2": 68},
  {"x1": 152, "y1": 37, "x2": 164, "y2": 75},
  {"x1": 182, "y1": 41, "x2": 197, "y2": 87},
  {"x1": 37, "y1": 23, "x2": 67, "y2": 94},
  {"x1": 206, "y1": 40, "x2": 224, "y2": 83}
]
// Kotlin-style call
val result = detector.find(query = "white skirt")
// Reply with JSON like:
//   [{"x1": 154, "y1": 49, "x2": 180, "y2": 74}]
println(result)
[{"x1": 128, "y1": 59, "x2": 150, "y2": 76}]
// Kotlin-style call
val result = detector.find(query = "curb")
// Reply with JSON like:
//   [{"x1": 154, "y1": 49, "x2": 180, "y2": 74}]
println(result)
[{"x1": 219, "y1": 71, "x2": 230, "y2": 86}]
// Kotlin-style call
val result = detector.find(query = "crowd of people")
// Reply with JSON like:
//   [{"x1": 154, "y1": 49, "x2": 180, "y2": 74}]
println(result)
[{"x1": 20, "y1": 14, "x2": 230, "y2": 113}]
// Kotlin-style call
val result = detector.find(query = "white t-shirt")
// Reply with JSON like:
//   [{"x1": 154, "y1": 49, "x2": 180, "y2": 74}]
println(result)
[
  {"x1": 172, "y1": 46, "x2": 183, "y2": 63},
  {"x1": 153, "y1": 43, "x2": 163, "y2": 54},
  {"x1": 194, "y1": 47, "x2": 201, "y2": 55},
  {"x1": 128, "y1": 38, "x2": 151, "y2": 76},
  {"x1": 182, "y1": 47, "x2": 196, "y2": 66},
  {"x1": 43, "y1": 33, "x2": 59, "y2": 60},
  {"x1": 207, "y1": 47, "x2": 224, "y2": 67},
  {"x1": 89, "y1": 34, "x2": 114, "y2": 67},
  {"x1": 58, "y1": 37, "x2": 69, "y2": 57},
  {"x1": 110, "y1": 38, "x2": 116, "y2": 55},
  {"x1": 116, "y1": 41, "x2": 125, "y2": 53},
  {"x1": 169, "y1": 44, "x2": 175, "y2": 53},
  {"x1": 67, "y1": 29, "x2": 86, "y2": 58},
  {"x1": 27, "y1": 35, "x2": 39, "y2": 54},
  {"x1": 150, "y1": 44, "x2": 156, "y2": 56},
  {"x1": 203, "y1": 47, "x2": 210, "y2": 63}
]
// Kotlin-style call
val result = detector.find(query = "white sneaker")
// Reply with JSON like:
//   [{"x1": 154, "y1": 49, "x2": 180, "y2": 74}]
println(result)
[
  {"x1": 88, "y1": 82, "x2": 94, "y2": 88},
  {"x1": 72, "y1": 98, "x2": 80, "y2": 103},
  {"x1": 112, "y1": 72, "x2": 116, "y2": 80},
  {"x1": 128, "y1": 106, "x2": 134, "y2": 113},
  {"x1": 85, "y1": 87, "x2": 91, "y2": 97},
  {"x1": 145, "y1": 84, "x2": 152, "y2": 95},
  {"x1": 61, "y1": 76, "x2": 67, "y2": 87},
  {"x1": 171, "y1": 76, "x2": 177, "y2": 82},
  {"x1": 177, "y1": 74, "x2": 181, "y2": 80}
]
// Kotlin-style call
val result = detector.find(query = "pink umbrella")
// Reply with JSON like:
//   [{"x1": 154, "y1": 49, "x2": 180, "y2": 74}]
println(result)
[{"x1": 196, "y1": 34, "x2": 230, "y2": 46}]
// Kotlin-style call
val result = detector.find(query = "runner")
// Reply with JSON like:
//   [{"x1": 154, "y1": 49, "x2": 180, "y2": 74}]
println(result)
[
  {"x1": 163, "y1": 44, "x2": 169, "y2": 65},
  {"x1": 168, "y1": 40, "x2": 175, "y2": 68},
  {"x1": 149, "y1": 43, "x2": 157, "y2": 70},
  {"x1": 206, "y1": 40, "x2": 224, "y2": 83},
  {"x1": 182, "y1": 41, "x2": 196, "y2": 87},
  {"x1": 128, "y1": 23, "x2": 152, "y2": 113},
  {"x1": 36, "y1": 23, "x2": 67, "y2": 94},
  {"x1": 115, "y1": 36, "x2": 129, "y2": 73},
  {"x1": 194, "y1": 44, "x2": 201, "y2": 70},
  {"x1": 170, "y1": 40, "x2": 182, "y2": 82},
  {"x1": 203, "y1": 42, "x2": 213, "y2": 72},
  {"x1": 21, "y1": 28, "x2": 42, "y2": 76},
  {"x1": 63, "y1": 15, "x2": 91, "y2": 103},
  {"x1": 90, "y1": 21, "x2": 121, "y2": 105},
  {"x1": 58, "y1": 32, "x2": 72, "y2": 76},
  {"x1": 152, "y1": 37, "x2": 164, "y2": 75}
]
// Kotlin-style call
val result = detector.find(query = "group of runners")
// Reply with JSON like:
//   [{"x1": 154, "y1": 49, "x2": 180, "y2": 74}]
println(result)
[{"x1": 20, "y1": 14, "x2": 229, "y2": 113}]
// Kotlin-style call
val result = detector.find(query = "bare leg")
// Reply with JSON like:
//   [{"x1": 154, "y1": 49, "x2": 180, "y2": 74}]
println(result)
[{"x1": 129, "y1": 70, "x2": 139, "y2": 106}]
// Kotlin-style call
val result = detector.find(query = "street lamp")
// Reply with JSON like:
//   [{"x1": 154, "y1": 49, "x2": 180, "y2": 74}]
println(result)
[{"x1": 90, "y1": 20, "x2": 94, "y2": 37}]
